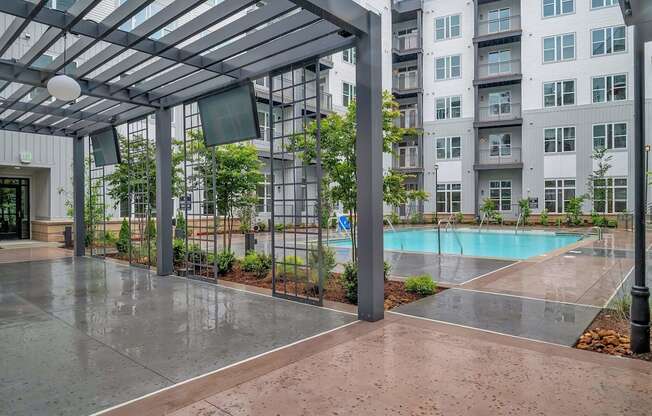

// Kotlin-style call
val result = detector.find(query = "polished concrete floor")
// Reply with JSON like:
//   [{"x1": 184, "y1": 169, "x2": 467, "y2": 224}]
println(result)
[{"x1": 0, "y1": 257, "x2": 356, "y2": 415}]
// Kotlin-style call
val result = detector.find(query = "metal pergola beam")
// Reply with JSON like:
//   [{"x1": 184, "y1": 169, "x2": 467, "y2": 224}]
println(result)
[
  {"x1": 287, "y1": 0, "x2": 369, "y2": 36},
  {"x1": 0, "y1": 118, "x2": 76, "y2": 136},
  {"x1": 0, "y1": 0, "x2": 48, "y2": 57},
  {"x1": 0, "y1": 100, "x2": 114, "y2": 124}
]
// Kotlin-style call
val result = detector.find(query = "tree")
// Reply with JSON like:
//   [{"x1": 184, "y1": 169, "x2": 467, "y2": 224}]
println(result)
[
  {"x1": 105, "y1": 134, "x2": 185, "y2": 212},
  {"x1": 517, "y1": 198, "x2": 531, "y2": 225},
  {"x1": 185, "y1": 131, "x2": 263, "y2": 252},
  {"x1": 586, "y1": 147, "x2": 613, "y2": 222},
  {"x1": 290, "y1": 91, "x2": 415, "y2": 259}
]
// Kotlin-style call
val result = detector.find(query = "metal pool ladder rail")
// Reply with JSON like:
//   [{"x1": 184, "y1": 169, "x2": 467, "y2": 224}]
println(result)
[
  {"x1": 437, "y1": 218, "x2": 463, "y2": 255},
  {"x1": 384, "y1": 215, "x2": 397, "y2": 232}
]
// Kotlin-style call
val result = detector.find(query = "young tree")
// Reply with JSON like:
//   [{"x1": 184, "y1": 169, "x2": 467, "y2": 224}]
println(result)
[
  {"x1": 290, "y1": 91, "x2": 416, "y2": 259},
  {"x1": 586, "y1": 147, "x2": 613, "y2": 223},
  {"x1": 185, "y1": 131, "x2": 263, "y2": 252}
]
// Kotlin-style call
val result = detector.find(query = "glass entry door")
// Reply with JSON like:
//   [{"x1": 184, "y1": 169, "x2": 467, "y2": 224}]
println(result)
[{"x1": 0, "y1": 178, "x2": 29, "y2": 240}]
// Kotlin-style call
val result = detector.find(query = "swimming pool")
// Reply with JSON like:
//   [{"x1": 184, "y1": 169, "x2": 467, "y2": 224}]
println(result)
[{"x1": 328, "y1": 228, "x2": 583, "y2": 260}]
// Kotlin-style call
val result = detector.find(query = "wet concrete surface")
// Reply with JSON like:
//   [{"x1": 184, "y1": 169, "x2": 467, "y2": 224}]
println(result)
[
  {"x1": 393, "y1": 288, "x2": 601, "y2": 346},
  {"x1": 0, "y1": 257, "x2": 355, "y2": 415}
]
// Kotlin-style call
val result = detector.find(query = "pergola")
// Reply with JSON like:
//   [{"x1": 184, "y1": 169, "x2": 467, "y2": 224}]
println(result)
[{"x1": 0, "y1": 0, "x2": 385, "y2": 322}]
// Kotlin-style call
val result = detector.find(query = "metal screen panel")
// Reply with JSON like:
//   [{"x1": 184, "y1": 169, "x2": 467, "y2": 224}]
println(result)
[
  {"x1": 182, "y1": 102, "x2": 218, "y2": 282},
  {"x1": 126, "y1": 118, "x2": 154, "y2": 269},
  {"x1": 88, "y1": 139, "x2": 107, "y2": 259},
  {"x1": 270, "y1": 59, "x2": 324, "y2": 306}
]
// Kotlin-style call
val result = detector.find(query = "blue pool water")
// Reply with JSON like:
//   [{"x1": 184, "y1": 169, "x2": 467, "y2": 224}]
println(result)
[{"x1": 328, "y1": 228, "x2": 582, "y2": 260}]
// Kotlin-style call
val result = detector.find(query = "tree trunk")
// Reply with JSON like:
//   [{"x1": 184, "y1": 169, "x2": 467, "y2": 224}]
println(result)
[{"x1": 222, "y1": 214, "x2": 227, "y2": 251}]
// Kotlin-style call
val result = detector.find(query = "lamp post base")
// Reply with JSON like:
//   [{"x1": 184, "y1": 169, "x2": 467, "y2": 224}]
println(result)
[{"x1": 631, "y1": 285, "x2": 651, "y2": 354}]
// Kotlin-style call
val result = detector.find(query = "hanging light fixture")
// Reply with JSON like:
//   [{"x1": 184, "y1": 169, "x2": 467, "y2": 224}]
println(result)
[{"x1": 47, "y1": 30, "x2": 81, "y2": 102}]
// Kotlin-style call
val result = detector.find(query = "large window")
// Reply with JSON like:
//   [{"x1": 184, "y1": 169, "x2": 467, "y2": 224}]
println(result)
[
  {"x1": 342, "y1": 48, "x2": 356, "y2": 64},
  {"x1": 489, "y1": 180, "x2": 512, "y2": 211},
  {"x1": 488, "y1": 8, "x2": 511, "y2": 33},
  {"x1": 396, "y1": 27, "x2": 419, "y2": 50},
  {"x1": 435, "y1": 137, "x2": 461, "y2": 160},
  {"x1": 435, "y1": 96, "x2": 461, "y2": 120},
  {"x1": 489, "y1": 134, "x2": 511, "y2": 157},
  {"x1": 544, "y1": 127, "x2": 575, "y2": 153},
  {"x1": 488, "y1": 91, "x2": 512, "y2": 115},
  {"x1": 436, "y1": 184, "x2": 462, "y2": 213},
  {"x1": 591, "y1": 0, "x2": 617, "y2": 8},
  {"x1": 545, "y1": 179, "x2": 576, "y2": 213},
  {"x1": 593, "y1": 123, "x2": 627, "y2": 150},
  {"x1": 593, "y1": 178, "x2": 627, "y2": 213},
  {"x1": 543, "y1": 80, "x2": 575, "y2": 107},
  {"x1": 543, "y1": 33, "x2": 575, "y2": 62},
  {"x1": 592, "y1": 74, "x2": 627, "y2": 103},
  {"x1": 435, "y1": 55, "x2": 461, "y2": 80},
  {"x1": 342, "y1": 82, "x2": 356, "y2": 107},
  {"x1": 398, "y1": 145, "x2": 419, "y2": 168},
  {"x1": 592, "y1": 26, "x2": 626, "y2": 56},
  {"x1": 46, "y1": 0, "x2": 75, "y2": 10},
  {"x1": 435, "y1": 14, "x2": 461, "y2": 40},
  {"x1": 488, "y1": 50, "x2": 512, "y2": 75},
  {"x1": 543, "y1": 0, "x2": 574, "y2": 17},
  {"x1": 256, "y1": 174, "x2": 272, "y2": 213}
]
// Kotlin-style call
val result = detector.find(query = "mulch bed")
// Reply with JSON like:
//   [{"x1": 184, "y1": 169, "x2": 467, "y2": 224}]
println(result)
[
  {"x1": 216, "y1": 264, "x2": 441, "y2": 310},
  {"x1": 575, "y1": 310, "x2": 652, "y2": 361}
]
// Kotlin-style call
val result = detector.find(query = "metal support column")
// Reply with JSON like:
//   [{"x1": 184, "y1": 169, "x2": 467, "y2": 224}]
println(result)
[
  {"x1": 355, "y1": 11, "x2": 384, "y2": 322},
  {"x1": 631, "y1": 24, "x2": 650, "y2": 353},
  {"x1": 73, "y1": 135, "x2": 85, "y2": 257},
  {"x1": 155, "y1": 108, "x2": 174, "y2": 276}
]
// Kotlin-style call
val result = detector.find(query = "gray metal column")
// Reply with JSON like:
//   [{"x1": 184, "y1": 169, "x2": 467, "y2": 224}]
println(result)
[
  {"x1": 355, "y1": 11, "x2": 384, "y2": 322},
  {"x1": 73, "y1": 135, "x2": 85, "y2": 257},
  {"x1": 155, "y1": 108, "x2": 174, "y2": 276},
  {"x1": 630, "y1": 24, "x2": 650, "y2": 353}
]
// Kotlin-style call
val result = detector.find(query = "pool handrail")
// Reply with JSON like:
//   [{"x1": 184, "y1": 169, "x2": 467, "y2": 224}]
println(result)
[
  {"x1": 514, "y1": 211, "x2": 524, "y2": 234},
  {"x1": 437, "y1": 219, "x2": 464, "y2": 255},
  {"x1": 478, "y1": 212, "x2": 487, "y2": 231},
  {"x1": 383, "y1": 215, "x2": 397, "y2": 232}
]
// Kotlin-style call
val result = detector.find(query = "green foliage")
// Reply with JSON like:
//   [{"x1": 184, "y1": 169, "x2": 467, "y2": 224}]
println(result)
[
  {"x1": 607, "y1": 219, "x2": 618, "y2": 228},
  {"x1": 586, "y1": 147, "x2": 613, "y2": 221},
  {"x1": 173, "y1": 239, "x2": 185, "y2": 265},
  {"x1": 187, "y1": 243, "x2": 206, "y2": 265},
  {"x1": 175, "y1": 211, "x2": 186, "y2": 238},
  {"x1": 278, "y1": 255, "x2": 305, "y2": 278},
  {"x1": 384, "y1": 260, "x2": 392, "y2": 281},
  {"x1": 215, "y1": 251, "x2": 236, "y2": 275},
  {"x1": 480, "y1": 198, "x2": 497, "y2": 222},
  {"x1": 341, "y1": 262, "x2": 358, "y2": 304},
  {"x1": 307, "y1": 245, "x2": 337, "y2": 283},
  {"x1": 386, "y1": 212, "x2": 400, "y2": 227},
  {"x1": 116, "y1": 218, "x2": 131, "y2": 254},
  {"x1": 274, "y1": 223, "x2": 286, "y2": 232},
  {"x1": 65, "y1": 158, "x2": 109, "y2": 247},
  {"x1": 612, "y1": 295, "x2": 631, "y2": 320},
  {"x1": 540, "y1": 209, "x2": 549, "y2": 226},
  {"x1": 518, "y1": 198, "x2": 531, "y2": 225},
  {"x1": 144, "y1": 217, "x2": 156, "y2": 240},
  {"x1": 405, "y1": 274, "x2": 437, "y2": 296},
  {"x1": 455, "y1": 212, "x2": 464, "y2": 224},
  {"x1": 565, "y1": 196, "x2": 585, "y2": 226},
  {"x1": 242, "y1": 251, "x2": 273, "y2": 279},
  {"x1": 409, "y1": 212, "x2": 424, "y2": 224},
  {"x1": 237, "y1": 195, "x2": 257, "y2": 233},
  {"x1": 255, "y1": 221, "x2": 267, "y2": 232},
  {"x1": 591, "y1": 211, "x2": 606, "y2": 227}
]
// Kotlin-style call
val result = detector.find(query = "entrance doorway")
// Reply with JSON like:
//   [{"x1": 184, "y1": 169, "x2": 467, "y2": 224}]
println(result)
[{"x1": 0, "y1": 178, "x2": 29, "y2": 239}]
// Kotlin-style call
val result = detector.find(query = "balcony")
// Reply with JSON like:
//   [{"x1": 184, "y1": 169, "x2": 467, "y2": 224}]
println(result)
[
  {"x1": 394, "y1": 107, "x2": 420, "y2": 130},
  {"x1": 392, "y1": 71, "x2": 420, "y2": 96},
  {"x1": 392, "y1": 0, "x2": 423, "y2": 16},
  {"x1": 393, "y1": 146, "x2": 422, "y2": 172},
  {"x1": 475, "y1": 59, "x2": 521, "y2": 87},
  {"x1": 475, "y1": 103, "x2": 522, "y2": 128},
  {"x1": 393, "y1": 33, "x2": 420, "y2": 56},
  {"x1": 475, "y1": 15, "x2": 522, "y2": 46},
  {"x1": 475, "y1": 147, "x2": 523, "y2": 170}
]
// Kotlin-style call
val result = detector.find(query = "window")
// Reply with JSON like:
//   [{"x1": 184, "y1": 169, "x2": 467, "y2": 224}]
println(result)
[
  {"x1": 543, "y1": 80, "x2": 575, "y2": 107},
  {"x1": 543, "y1": 0, "x2": 574, "y2": 17},
  {"x1": 593, "y1": 178, "x2": 627, "y2": 213},
  {"x1": 258, "y1": 109, "x2": 270, "y2": 141},
  {"x1": 545, "y1": 179, "x2": 576, "y2": 213},
  {"x1": 435, "y1": 137, "x2": 461, "y2": 160},
  {"x1": 435, "y1": 15, "x2": 461, "y2": 40},
  {"x1": 489, "y1": 134, "x2": 511, "y2": 157},
  {"x1": 592, "y1": 26, "x2": 626, "y2": 56},
  {"x1": 543, "y1": 33, "x2": 575, "y2": 62},
  {"x1": 593, "y1": 123, "x2": 627, "y2": 150},
  {"x1": 396, "y1": 27, "x2": 419, "y2": 50},
  {"x1": 395, "y1": 65, "x2": 419, "y2": 90},
  {"x1": 488, "y1": 91, "x2": 512, "y2": 115},
  {"x1": 488, "y1": 8, "x2": 511, "y2": 33},
  {"x1": 544, "y1": 127, "x2": 576, "y2": 153},
  {"x1": 398, "y1": 145, "x2": 419, "y2": 168},
  {"x1": 487, "y1": 50, "x2": 512, "y2": 75},
  {"x1": 46, "y1": 0, "x2": 75, "y2": 10},
  {"x1": 435, "y1": 55, "x2": 461, "y2": 80},
  {"x1": 436, "y1": 184, "x2": 462, "y2": 213},
  {"x1": 342, "y1": 82, "x2": 356, "y2": 107},
  {"x1": 591, "y1": 0, "x2": 617, "y2": 9},
  {"x1": 398, "y1": 104, "x2": 418, "y2": 128},
  {"x1": 256, "y1": 174, "x2": 272, "y2": 213},
  {"x1": 489, "y1": 180, "x2": 512, "y2": 211},
  {"x1": 342, "y1": 48, "x2": 356, "y2": 64},
  {"x1": 435, "y1": 96, "x2": 461, "y2": 120},
  {"x1": 592, "y1": 74, "x2": 627, "y2": 103}
]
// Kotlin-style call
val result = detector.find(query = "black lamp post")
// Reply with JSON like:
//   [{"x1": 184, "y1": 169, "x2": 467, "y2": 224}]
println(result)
[
  {"x1": 434, "y1": 163, "x2": 439, "y2": 222},
  {"x1": 646, "y1": 144, "x2": 650, "y2": 209}
]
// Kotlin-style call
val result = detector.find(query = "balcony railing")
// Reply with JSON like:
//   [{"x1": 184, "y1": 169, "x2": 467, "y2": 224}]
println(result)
[
  {"x1": 393, "y1": 72, "x2": 419, "y2": 92},
  {"x1": 477, "y1": 59, "x2": 521, "y2": 79},
  {"x1": 320, "y1": 92, "x2": 333, "y2": 111},
  {"x1": 477, "y1": 146, "x2": 522, "y2": 166},
  {"x1": 394, "y1": 109, "x2": 419, "y2": 129},
  {"x1": 476, "y1": 15, "x2": 521, "y2": 37},
  {"x1": 477, "y1": 103, "x2": 521, "y2": 123},
  {"x1": 393, "y1": 33, "x2": 420, "y2": 52}
]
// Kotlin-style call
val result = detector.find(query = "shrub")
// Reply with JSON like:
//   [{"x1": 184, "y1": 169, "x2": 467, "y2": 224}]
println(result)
[
  {"x1": 405, "y1": 274, "x2": 437, "y2": 296},
  {"x1": 341, "y1": 262, "x2": 358, "y2": 304},
  {"x1": 242, "y1": 251, "x2": 273, "y2": 278},
  {"x1": 518, "y1": 198, "x2": 531, "y2": 225},
  {"x1": 173, "y1": 239, "x2": 185, "y2": 265},
  {"x1": 277, "y1": 255, "x2": 305, "y2": 278},
  {"x1": 388, "y1": 212, "x2": 400, "y2": 226},
  {"x1": 275, "y1": 223, "x2": 286, "y2": 232},
  {"x1": 454, "y1": 212, "x2": 464, "y2": 224},
  {"x1": 607, "y1": 219, "x2": 618, "y2": 228},
  {"x1": 480, "y1": 198, "x2": 497, "y2": 222},
  {"x1": 612, "y1": 295, "x2": 631, "y2": 320},
  {"x1": 255, "y1": 221, "x2": 267, "y2": 232},
  {"x1": 383, "y1": 261, "x2": 392, "y2": 281},
  {"x1": 215, "y1": 251, "x2": 236, "y2": 275},
  {"x1": 565, "y1": 196, "x2": 584, "y2": 226},
  {"x1": 540, "y1": 209, "x2": 549, "y2": 226},
  {"x1": 187, "y1": 243, "x2": 206, "y2": 265},
  {"x1": 144, "y1": 217, "x2": 156, "y2": 240},
  {"x1": 409, "y1": 212, "x2": 424, "y2": 224},
  {"x1": 308, "y1": 245, "x2": 337, "y2": 282},
  {"x1": 591, "y1": 211, "x2": 606, "y2": 227},
  {"x1": 116, "y1": 218, "x2": 130, "y2": 254},
  {"x1": 175, "y1": 211, "x2": 186, "y2": 239}
]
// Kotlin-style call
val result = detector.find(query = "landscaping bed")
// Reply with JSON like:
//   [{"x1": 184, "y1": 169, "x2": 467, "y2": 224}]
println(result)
[{"x1": 575, "y1": 309, "x2": 652, "y2": 361}]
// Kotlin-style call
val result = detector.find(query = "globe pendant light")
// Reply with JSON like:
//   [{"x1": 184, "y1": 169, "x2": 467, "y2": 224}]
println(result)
[{"x1": 47, "y1": 30, "x2": 81, "y2": 102}]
